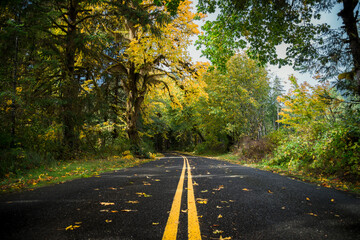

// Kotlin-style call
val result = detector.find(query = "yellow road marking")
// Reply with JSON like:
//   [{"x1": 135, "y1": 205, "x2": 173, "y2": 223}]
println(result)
[
  {"x1": 186, "y1": 157, "x2": 202, "y2": 240},
  {"x1": 162, "y1": 156, "x2": 202, "y2": 240},
  {"x1": 162, "y1": 158, "x2": 186, "y2": 240}
]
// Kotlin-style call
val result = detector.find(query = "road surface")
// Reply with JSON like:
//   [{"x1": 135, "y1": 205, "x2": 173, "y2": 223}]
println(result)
[{"x1": 1, "y1": 153, "x2": 359, "y2": 239}]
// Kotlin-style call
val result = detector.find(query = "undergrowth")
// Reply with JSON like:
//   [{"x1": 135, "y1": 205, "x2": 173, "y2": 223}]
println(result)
[{"x1": 0, "y1": 152, "x2": 158, "y2": 193}]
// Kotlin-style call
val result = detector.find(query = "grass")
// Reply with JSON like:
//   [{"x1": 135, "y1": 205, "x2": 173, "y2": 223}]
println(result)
[
  {"x1": 0, "y1": 154, "x2": 159, "y2": 194},
  {"x1": 189, "y1": 151, "x2": 360, "y2": 195}
]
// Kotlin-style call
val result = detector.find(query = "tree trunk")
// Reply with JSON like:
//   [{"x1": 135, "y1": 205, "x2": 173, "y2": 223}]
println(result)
[
  {"x1": 112, "y1": 76, "x2": 120, "y2": 139},
  {"x1": 62, "y1": 0, "x2": 79, "y2": 154},
  {"x1": 339, "y1": 0, "x2": 360, "y2": 95},
  {"x1": 125, "y1": 71, "x2": 145, "y2": 154},
  {"x1": 11, "y1": 34, "x2": 19, "y2": 148}
]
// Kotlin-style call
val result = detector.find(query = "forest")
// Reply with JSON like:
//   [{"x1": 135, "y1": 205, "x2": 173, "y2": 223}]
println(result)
[{"x1": 0, "y1": 0, "x2": 359, "y2": 190}]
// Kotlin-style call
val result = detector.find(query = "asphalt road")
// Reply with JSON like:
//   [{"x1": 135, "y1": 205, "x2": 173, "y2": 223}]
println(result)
[{"x1": 0, "y1": 153, "x2": 359, "y2": 240}]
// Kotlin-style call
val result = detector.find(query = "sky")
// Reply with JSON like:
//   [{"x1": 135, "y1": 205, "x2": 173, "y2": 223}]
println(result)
[{"x1": 187, "y1": 0, "x2": 344, "y2": 92}]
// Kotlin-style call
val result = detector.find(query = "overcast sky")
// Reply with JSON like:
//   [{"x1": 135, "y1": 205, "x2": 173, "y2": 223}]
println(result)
[{"x1": 188, "y1": 0, "x2": 343, "y2": 92}]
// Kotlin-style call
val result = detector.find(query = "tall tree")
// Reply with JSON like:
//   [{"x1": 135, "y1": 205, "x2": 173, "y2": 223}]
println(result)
[
  {"x1": 104, "y1": 0, "x2": 202, "y2": 152},
  {"x1": 201, "y1": 53, "x2": 270, "y2": 144},
  {"x1": 197, "y1": 0, "x2": 360, "y2": 96}
]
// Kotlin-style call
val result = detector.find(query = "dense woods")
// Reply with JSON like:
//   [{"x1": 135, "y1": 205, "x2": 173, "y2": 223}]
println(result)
[{"x1": 1, "y1": 0, "x2": 359, "y2": 185}]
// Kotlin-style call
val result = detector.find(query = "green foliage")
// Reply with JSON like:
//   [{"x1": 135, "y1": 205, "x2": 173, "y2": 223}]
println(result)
[
  {"x1": 194, "y1": 138, "x2": 228, "y2": 155},
  {"x1": 268, "y1": 77, "x2": 360, "y2": 180},
  {"x1": 200, "y1": 53, "x2": 273, "y2": 143},
  {"x1": 0, "y1": 148, "x2": 55, "y2": 178},
  {"x1": 196, "y1": 0, "x2": 360, "y2": 95}
]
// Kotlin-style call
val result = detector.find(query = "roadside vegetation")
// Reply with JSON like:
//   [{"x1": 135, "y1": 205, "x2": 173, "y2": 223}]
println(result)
[
  {"x1": 1, "y1": 151, "x2": 157, "y2": 193},
  {"x1": 1, "y1": 1, "x2": 359, "y2": 194}
]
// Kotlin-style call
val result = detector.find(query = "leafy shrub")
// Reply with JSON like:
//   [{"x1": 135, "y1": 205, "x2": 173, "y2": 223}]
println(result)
[
  {"x1": 194, "y1": 139, "x2": 227, "y2": 154},
  {"x1": 233, "y1": 137, "x2": 274, "y2": 163},
  {"x1": 269, "y1": 135, "x2": 313, "y2": 169},
  {"x1": 311, "y1": 126, "x2": 360, "y2": 176},
  {"x1": 0, "y1": 148, "x2": 55, "y2": 178}
]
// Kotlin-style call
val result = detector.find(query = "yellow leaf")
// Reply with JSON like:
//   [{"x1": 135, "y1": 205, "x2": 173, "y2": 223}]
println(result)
[
  {"x1": 65, "y1": 225, "x2": 73, "y2": 231},
  {"x1": 306, "y1": 197, "x2": 310, "y2": 201},
  {"x1": 213, "y1": 229, "x2": 224, "y2": 234},
  {"x1": 307, "y1": 213, "x2": 318, "y2": 217},
  {"x1": 126, "y1": 200, "x2": 139, "y2": 204},
  {"x1": 152, "y1": 222, "x2": 159, "y2": 225},
  {"x1": 267, "y1": 190, "x2": 273, "y2": 194},
  {"x1": 196, "y1": 198, "x2": 208, "y2": 204},
  {"x1": 136, "y1": 192, "x2": 152, "y2": 197},
  {"x1": 213, "y1": 185, "x2": 224, "y2": 191},
  {"x1": 242, "y1": 188, "x2": 250, "y2": 191},
  {"x1": 65, "y1": 225, "x2": 80, "y2": 231},
  {"x1": 121, "y1": 209, "x2": 138, "y2": 212},
  {"x1": 220, "y1": 236, "x2": 232, "y2": 240},
  {"x1": 105, "y1": 219, "x2": 112, "y2": 223},
  {"x1": 100, "y1": 202, "x2": 115, "y2": 206},
  {"x1": 218, "y1": 214, "x2": 223, "y2": 218}
]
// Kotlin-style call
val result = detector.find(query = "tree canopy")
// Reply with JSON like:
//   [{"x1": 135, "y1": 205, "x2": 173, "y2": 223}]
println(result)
[{"x1": 196, "y1": 0, "x2": 360, "y2": 96}]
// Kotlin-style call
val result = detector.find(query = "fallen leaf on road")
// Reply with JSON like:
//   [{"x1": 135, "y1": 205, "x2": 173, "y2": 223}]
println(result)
[
  {"x1": 221, "y1": 201, "x2": 228, "y2": 204},
  {"x1": 216, "y1": 206, "x2": 222, "y2": 209},
  {"x1": 121, "y1": 209, "x2": 138, "y2": 212},
  {"x1": 242, "y1": 188, "x2": 250, "y2": 191},
  {"x1": 126, "y1": 200, "x2": 139, "y2": 204},
  {"x1": 219, "y1": 236, "x2": 232, "y2": 240},
  {"x1": 100, "y1": 209, "x2": 109, "y2": 212},
  {"x1": 136, "y1": 192, "x2": 152, "y2": 197},
  {"x1": 201, "y1": 190, "x2": 208, "y2": 193},
  {"x1": 331, "y1": 199, "x2": 335, "y2": 202},
  {"x1": 143, "y1": 181, "x2": 151, "y2": 186},
  {"x1": 65, "y1": 225, "x2": 81, "y2": 230},
  {"x1": 108, "y1": 187, "x2": 117, "y2": 190},
  {"x1": 306, "y1": 197, "x2": 310, "y2": 201},
  {"x1": 213, "y1": 230, "x2": 224, "y2": 234},
  {"x1": 105, "y1": 219, "x2": 112, "y2": 223},
  {"x1": 307, "y1": 212, "x2": 318, "y2": 217},
  {"x1": 181, "y1": 209, "x2": 188, "y2": 213},
  {"x1": 218, "y1": 214, "x2": 223, "y2": 218},
  {"x1": 213, "y1": 185, "x2": 224, "y2": 191},
  {"x1": 100, "y1": 202, "x2": 115, "y2": 206},
  {"x1": 152, "y1": 222, "x2": 159, "y2": 225},
  {"x1": 193, "y1": 181, "x2": 199, "y2": 186},
  {"x1": 154, "y1": 179, "x2": 161, "y2": 181},
  {"x1": 196, "y1": 198, "x2": 208, "y2": 204},
  {"x1": 111, "y1": 210, "x2": 118, "y2": 213},
  {"x1": 281, "y1": 206, "x2": 286, "y2": 210},
  {"x1": 268, "y1": 190, "x2": 273, "y2": 194}
]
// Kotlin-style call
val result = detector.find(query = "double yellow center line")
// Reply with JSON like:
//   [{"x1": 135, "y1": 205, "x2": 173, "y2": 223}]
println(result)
[{"x1": 162, "y1": 156, "x2": 201, "y2": 240}]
